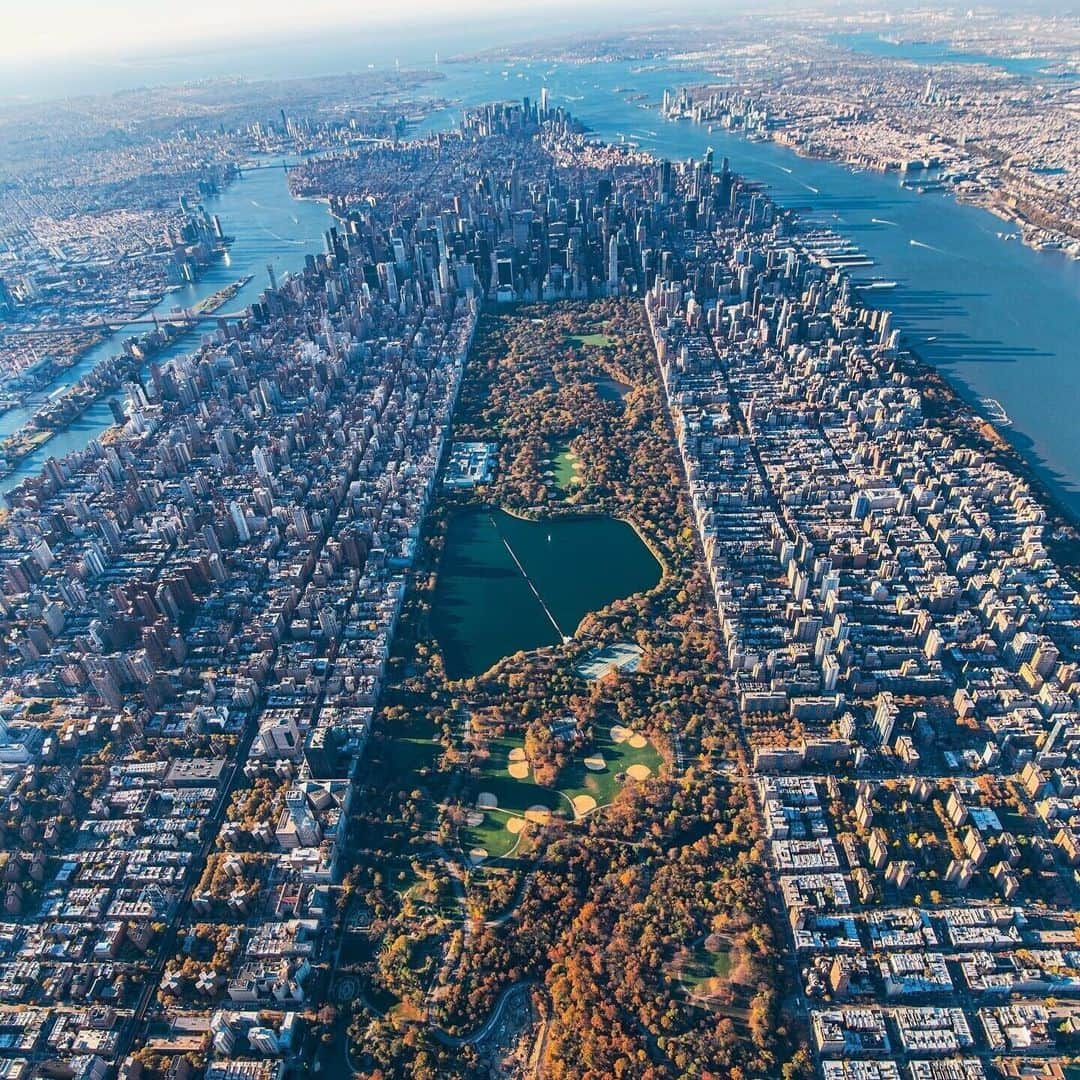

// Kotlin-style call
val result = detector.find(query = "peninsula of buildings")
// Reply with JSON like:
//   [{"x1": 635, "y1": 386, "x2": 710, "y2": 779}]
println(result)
[
  {"x1": 0, "y1": 69, "x2": 1078, "y2": 1080},
  {"x1": 0, "y1": 66, "x2": 449, "y2": 414},
  {"x1": 655, "y1": 11, "x2": 1080, "y2": 258},
  {"x1": 466, "y1": 8, "x2": 1079, "y2": 258}
]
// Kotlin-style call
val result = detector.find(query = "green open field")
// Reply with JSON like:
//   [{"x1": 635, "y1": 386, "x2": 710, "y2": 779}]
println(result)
[
  {"x1": 458, "y1": 737, "x2": 567, "y2": 860},
  {"x1": 568, "y1": 332, "x2": 615, "y2": 348},
  {"x1": 382, "y1": 710, "x2": 441, "y2": 779},
  {"x1": 552, "y1": 443, "x2": 581, "y2": 490},
  {"x1": 458, "y1": 724, "x2": 664, "y2": 861},
  {"x1": 680, "y1": 946, "x2": 732, "y2": 990},
  {"x1": 670, "y1": 937, "x2": 734, "y2": 1003},
  {"x1": 556, "y1": 723, "x2": 663, "y2": 808}
]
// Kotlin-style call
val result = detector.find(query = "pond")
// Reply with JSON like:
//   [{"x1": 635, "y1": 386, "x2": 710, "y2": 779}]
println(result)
[
  {"x1": 432, "y1": 507, "x2": 662, "y2": 678},
  {"x1": 592, "y1": 375, "x2": 631, "y2": 402}
]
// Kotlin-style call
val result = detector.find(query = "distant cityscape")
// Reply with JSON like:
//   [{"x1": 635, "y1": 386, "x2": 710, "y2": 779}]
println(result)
[{"x1": 0, "y1": 6, "x2": 1077, "y2": 1080}]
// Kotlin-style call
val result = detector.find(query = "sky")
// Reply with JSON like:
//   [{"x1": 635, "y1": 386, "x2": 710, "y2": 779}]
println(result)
[{"x1": 1, "y1": 0, "x2": 635, "y2": 63}]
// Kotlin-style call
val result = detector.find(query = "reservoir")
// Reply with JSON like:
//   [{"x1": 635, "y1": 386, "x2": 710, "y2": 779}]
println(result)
[{"x1": 432, "y1": 508, "x2": 662, "y2": 679}]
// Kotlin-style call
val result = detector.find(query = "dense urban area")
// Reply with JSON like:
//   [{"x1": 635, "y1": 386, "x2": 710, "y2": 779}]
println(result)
[
  {"x1": 477, "y1": 8, "x2": 1080, "y2": 257},
  {"x1": 0, "y1": 5, "x2": 1078, "y2": 1080}
]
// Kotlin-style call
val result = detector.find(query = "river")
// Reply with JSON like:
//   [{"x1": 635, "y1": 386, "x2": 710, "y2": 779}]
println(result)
[
  {"x1": 0, "y1": 158, "x2": 337, "y2": 490},
  {"x1": 826, "y1": 32, "x2": 1072, "y2": 80},
  {"x1": 6, "y1": 55, "x2": 1080, "y2": 521}
]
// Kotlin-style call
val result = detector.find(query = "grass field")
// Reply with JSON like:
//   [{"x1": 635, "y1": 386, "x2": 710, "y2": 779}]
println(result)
[
  {"x1": 557, "y1": 722, "x2": 663, "y2": 809},
  {"x1": 552, "y1": 443, "x2": 581, "y2": 490},
  {"x1": 459, "y1": 737, "x2": 568, "y2": 860},
  {"x1": 568, "y1": 332, "x2": 615, "y2": 348},
  {"x1": 382, "y1": 710, "x2": 441, "y2": 779},
  {"x1": 671, "y1": 937, "x2": 734, "y2": 1001},
  {"x1": 458, "y1": 724, "x2": 663, "y2": 860}
]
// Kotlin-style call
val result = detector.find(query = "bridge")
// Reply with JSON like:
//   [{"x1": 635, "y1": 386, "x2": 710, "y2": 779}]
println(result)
[
  {"x1": 235, "y1": 160, "x2": 305, "y2": 174},
  {"x1": 7, "y1": 310, "x2": 250, "y2": 337},
  {"x1": 234, "y1": 137, "x2": 396, "y2": 174}
]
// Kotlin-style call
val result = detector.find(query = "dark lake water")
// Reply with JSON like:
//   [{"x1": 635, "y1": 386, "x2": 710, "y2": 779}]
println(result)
[{"x1": 432, "y1": 508, "x2": 661, "y2": 679}]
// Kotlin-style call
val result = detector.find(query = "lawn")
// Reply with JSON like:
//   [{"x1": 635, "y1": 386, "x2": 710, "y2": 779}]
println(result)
[
  {"x1": 381, "y1": 710, "x2": 441, "y2": 779},
  {"x1": 552, "y1": 443, "x2": 581, "y2": 490},
  {"x1": 459, "y1": 723, "x2": 664, "y2": 859},
  {"x1": 671, "y1": 937, "x2": 734, "y2": 1001},
  {"x1": 568, "y1": 332, "x2": 615, "y2": 348},
  {"x1": 459, "y1": 737, "x2": 569, "y2": 861},
  {"x1": 557, "y1": 722, "x2": 663, "y2": 812},
  {"x1": 460, "y1": 807, "x2": 522, "y2": 861}
]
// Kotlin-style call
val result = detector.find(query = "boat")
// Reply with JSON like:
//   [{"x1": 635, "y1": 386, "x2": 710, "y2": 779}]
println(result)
[{"x1": 980, "y1": 398, "x2": 1013, "y2": 426}]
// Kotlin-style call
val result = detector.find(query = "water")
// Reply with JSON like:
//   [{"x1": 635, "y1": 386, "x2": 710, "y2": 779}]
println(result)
[
  {"x1": 418, "y1": 58, "x2": 1080, "y2": 517},
  {"x1": 433, "y1": 508, "x2": 662, "y2": 679},
  {"x1": 1, "y1": 157, "x2": 336, "y2": 489},
  {"x1": 828, "y1": 32, "x2": 1074, "y2": 80},
  {"x1": 7, "y1": 53, "x2": 1080, "y2": 519}
]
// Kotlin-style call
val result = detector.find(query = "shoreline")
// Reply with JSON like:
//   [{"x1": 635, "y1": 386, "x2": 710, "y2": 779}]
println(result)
[
  {"x1": 654, "y1": 113, "x2": 1080, "y2": 546},
  {"x1": 0, "y1": 246, "x2": 227, "y2": 422},
  {"x1": 895, "y1": 342, "x2": 1080, "y2": 573},
  {"x1": 669, "y1": 106, "x2": 1078, "y2": 262},
  {"x1": 0, "y1": 273, "x2": 255, "y2": 486},
  {"x1": 495, "y1": 501, "x2": 672, "y2": 583}
]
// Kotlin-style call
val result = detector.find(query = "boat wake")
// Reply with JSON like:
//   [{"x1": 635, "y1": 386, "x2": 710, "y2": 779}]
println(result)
[
  {"x1": 798, "y1": 181, "x2": 820, "y2": 194},
  {"x1": 871, "y1": 217, "x2": 899, "y2": 226},
  {"x1": 910, "y1": 239, "x2": 946, "y2": 254},
  {"x1": 980, "y1": 397, "x2": 1013, "y2": 426},
  {"x1": 773, "y1": 164, "x2": 793, "y2": 175},
  {"x1": 261, "y1": 227, "x2": 305, "y2": 246}
]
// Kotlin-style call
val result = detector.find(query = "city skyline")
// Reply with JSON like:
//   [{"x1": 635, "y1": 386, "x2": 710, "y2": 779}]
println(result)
[{"x1": 0, "y1": 7, "x2": 1077, "y2": 1079}]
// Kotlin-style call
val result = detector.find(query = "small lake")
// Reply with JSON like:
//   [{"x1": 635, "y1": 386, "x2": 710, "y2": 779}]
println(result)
[
  {"x1": 593, "y1": 376, "x2": 631, "y2": 402},
  {"x1": 432, "y1": 507, "x2": 662, "y2": 679}
]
